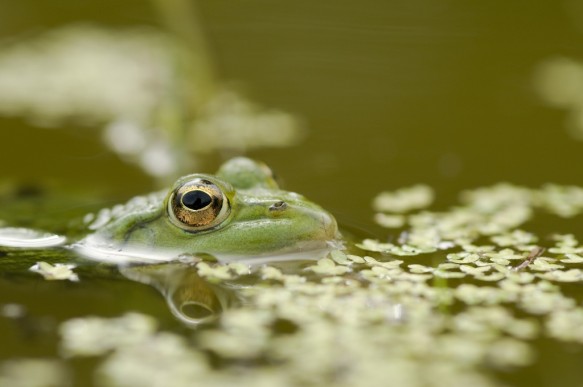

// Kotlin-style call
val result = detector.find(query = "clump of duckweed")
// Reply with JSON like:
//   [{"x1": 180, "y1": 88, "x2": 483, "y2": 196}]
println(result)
[
  {"x1": 29, "y1": 262, "x2": 78, "y2": 282},
  {"x1": 56, "y1": 183, "x2": 583, "y2": 386},
  {"x1": 373, "y1": 184, "x2": 434, "y2": 213},
  {"x1": 60, "y1": 313, "x2": 158, "y2": 357},
  {"x1": 0, "y1": 25, "x2": 304, "y2": 178},
  {"x1": 0, "y1": 359, "x2": 70, "y2": 387}
]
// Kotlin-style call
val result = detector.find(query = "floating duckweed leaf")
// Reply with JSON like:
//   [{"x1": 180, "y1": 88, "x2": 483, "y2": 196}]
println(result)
[
  {"x1": 196, "y1": 262, "x2": 233, "y2": 281},
  {"x1": 434, "y1": 270, "x2": 466, "y2": 279},
  {"x1": 547, "y1": 309, "x2": 583, "y2": 343},
  {"x1": 282, "y1": 274, "x2": 306, "y2": 285},
  {"x1": 455, "y1": 285, "x2": 510, "y2": 305},
  {"x1": 406, "y1": 228, "x2": 444, "y2": 250},
  {"x1": 529, "y1": 258, "x2": 564, "y2": 272},
  {"x1": 536, "y1": 269, "x2": 583, "y2": 282},
  {"x1": 447, "y1": 252, "x2": 480, "y2": 264},
  {"x1": 485, "y1": 338, "x2": 534, "y2": 367},
  {"x1": 505, "y1": 272, "x2": 535, "y2": 284},
  {"x1": 461, "y1": 245, "x2": 497, "y2": 253},
  {"x1": 437, "y1": 263, "x2": 460, "y2": 271},
  {"x1": 261, "y1": 266, "x2": 284, "y2": 281},
  {"x1": 473, "y1": 272, "x2": 505, "y2": 282},
  {"x1": 519, "y1": 290, "x2": 575, "y2": 315},
  {"x1": 60, "y1": 313, "x2": 157, "y2": 357},
  {"x1": 29, "y1": 261, "x2": 79, "y2": 282},
  {"x1": 0, "y1": 26, "x2": 176, "y2": 126},
  {"x1": 548, "y1": 235, "x2": 583, "y2": 254},
  {"x1": 490, "y1": 257, "x2": 511, "y2": 266},
  {"x1": 227, "y1": 262, "x2": 250, "y2": 276},
  {"x1": 395, "y1": 272, "x2": 434, "y2": 283},
  {"x1": 347, "y1": 254, "x2": 365, "y2": 263},
  {"x1": 96, "y1": 333, "x2": 208, "y2": 387},
  {"x1": 364, "y1": 257, "x2": 404, "y2": 270},
  {"x1": 363, "y1": 256, "x2": 380, "y2": 265},
  {"x1": 357, "y1": 239, "x2": 435, "y2": 256},
  {"x1": 503, "y1": 319, "x2": 540, "y2": 340},
  {"x1": 321, "y1": 276, "x2": 344, "y2": 285},
  {"x1": 374, "y1": 213, "x2": 406, "y2": 228},
  {"x1": 551, "y1": 233, "x2": 579, "y2": 247},
  {"x1": 0, "y1": 359, "x2": 70, "y2": 387},
  {"x1": 460, "y1": 265, "x2": 490, "y2": 275},
  {"x1": 491, "y1": 230, "x2": 538, "y2": 247},
  {"x1": 330, "y1": 250, "x2": 351, "y2": 265},
  {"x1": 190, "y1": 90, "x2": 304, "y2": 155},
  {"x1": 408, "y1": 264, "x2": 434, "y2": 274},
  {"x1": 536, "y1": 184, "x2": 583, "y2": 217},
  {"x1": 560, "y1": 253, "x2": 583, "y2": 263},
  {"x1": 356, "y1": 239, "x2": 396, "y2": 253},
  {"x1": 370, "y1": 265, "x2": 395, "y2": 278},
  {"x1": 373, "y1": 185, "x2": 434, "y2": 213},
  {"x1": 198, "y1": 310, "x2": 273, "y2": 359},
  {"x1": 535, "y1": 280, "x2": 559, "y2": 292},
  {"x1": 306, "y1": 258, "x2": 350, "y2": 276},
  {"x1": 548, "y1": 246, "x2": 583, "y2": 254},
  {"x1": 460, "y1": 184, "x2": 532, "y2": 212}
]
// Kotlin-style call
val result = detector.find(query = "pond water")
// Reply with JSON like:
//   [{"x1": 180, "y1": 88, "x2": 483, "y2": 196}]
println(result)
[{"x1": 1, "y1": 1, "x2": 583, "y2": 386}]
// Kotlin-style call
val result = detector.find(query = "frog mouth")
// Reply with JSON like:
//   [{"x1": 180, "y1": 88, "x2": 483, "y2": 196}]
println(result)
[{"x1": 73, "y1": 207, "x2": 342, "y2": 265}]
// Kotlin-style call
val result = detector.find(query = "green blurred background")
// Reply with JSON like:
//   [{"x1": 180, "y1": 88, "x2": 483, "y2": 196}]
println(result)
[{"x1": 0, "y1": 0, "x2": 581, "y2": 232}]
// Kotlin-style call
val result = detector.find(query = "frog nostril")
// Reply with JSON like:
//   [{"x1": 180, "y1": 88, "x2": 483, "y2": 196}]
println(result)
[{"x1": 269, "y1": 201, "x2": 288, "y2": 212}]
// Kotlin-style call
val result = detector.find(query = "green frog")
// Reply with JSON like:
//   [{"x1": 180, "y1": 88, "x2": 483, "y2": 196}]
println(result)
[
  {"x1": 0, "y1": 158, "x2": 341, "y2": 324},
  {"x1": 73, "y1": 157, "x2": 341, "y2": 263}
]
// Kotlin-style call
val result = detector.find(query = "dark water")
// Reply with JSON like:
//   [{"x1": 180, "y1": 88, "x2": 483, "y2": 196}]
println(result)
[{"x1": 1, "y1": 1, "x2": 583, "y2": 386}]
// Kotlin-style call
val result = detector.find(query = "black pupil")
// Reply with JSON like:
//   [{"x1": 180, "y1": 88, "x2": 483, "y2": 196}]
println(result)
[{"x1": 182, "y1": 190, "x2": 212, "y2": 210}]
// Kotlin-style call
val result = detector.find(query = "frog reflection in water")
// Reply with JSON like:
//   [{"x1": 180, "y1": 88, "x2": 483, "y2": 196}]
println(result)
[{"x1": 76, "y1": 157, "x2": 341, "y2": 263}]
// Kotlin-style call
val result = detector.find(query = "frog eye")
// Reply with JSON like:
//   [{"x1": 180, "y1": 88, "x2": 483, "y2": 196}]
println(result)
[{"x1": 168, "y1": 179, "x2": 230, "y2": 231}]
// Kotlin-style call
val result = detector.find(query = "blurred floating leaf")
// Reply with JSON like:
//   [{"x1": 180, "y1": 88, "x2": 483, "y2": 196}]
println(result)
[
  {"x1": 29, "y1": 261, "x2": 78, "y2": 282},
  {"x1": 188, "y1": 90, "x2": 305, "y2": 154},
  {"x1": 196, "y1": 262, "x2": 235, "y2": 281},
  {"x1": 97, "y1": 332, "x2": 208, "y2": 387},
  {"x1": 329, "y1": 249, "x2": 351, "y2": 265},
  {"x1": 560, "y1": 253, "x2": 583, "y2": 263},
  {"x1": 485, "y1": 338, "x2": 534, "y2": 368},
  {"x1": 0, "y1": 24, "x2": 305, "y2": 179},
  {"x1": 534, "y1": 56, "x2": 583, "y2": 141},
  {"x1": 374, "y1": 213, "x2": 406, "y2": 228},
  {"x1": 0, "y1": 359, "x2": 71, "y2": 387},
  {"x1": 536, "y1": 269, "x2": 583, "y2": 282},
  {"x1": 447, "y1": 252, "x2": 480, "y2": 264},
  {"x1": 373, "y1": 184, "x2": 434, "y2": 213},
  {"x1": 551, "y1": 233, "x2": 579, "y2": 247},
  {"x1": 0, "y1": 25, "x2": 181, "y2": 126},
  {"x1": 59, "y1": 313, "x2": 158, "y2": 357},
  {"x1": 306, "y1": 257, "x2": 350, "y2": 276},
  {"x1": 490, "y1": 229, "x2": 537, "y2": 247},
  {"x1": 408, "y1": 264, "x2": 434, "y2": 274},
  {"x1": 547, "y1": 309, "x2": 583, "y2": 343}
]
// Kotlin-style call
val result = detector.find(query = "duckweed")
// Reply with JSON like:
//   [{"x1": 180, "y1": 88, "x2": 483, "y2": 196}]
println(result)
[
  {"x1": 29, "y1": 262, "x2": 79, "y2": 282},
  {"x1": 11, "y1": 182, "x2": 583, "y2": 386}
]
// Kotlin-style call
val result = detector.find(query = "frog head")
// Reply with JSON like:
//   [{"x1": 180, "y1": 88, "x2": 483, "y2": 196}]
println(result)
[{"x1": 77, "y1": 158, "x2": 340, "y2": 262}]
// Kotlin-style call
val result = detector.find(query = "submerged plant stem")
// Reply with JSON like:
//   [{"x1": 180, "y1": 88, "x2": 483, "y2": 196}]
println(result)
[{"x1": 513, "y1": 247, "x2": 546, "y2": 271}]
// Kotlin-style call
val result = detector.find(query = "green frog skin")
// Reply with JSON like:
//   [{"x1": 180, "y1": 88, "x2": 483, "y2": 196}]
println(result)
[{"x1": 74, "y1": 158, "x2": 340, "y2": 263}]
